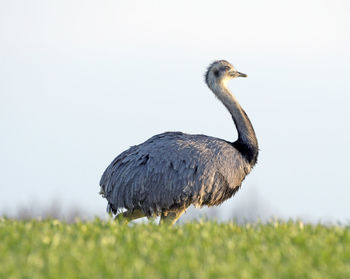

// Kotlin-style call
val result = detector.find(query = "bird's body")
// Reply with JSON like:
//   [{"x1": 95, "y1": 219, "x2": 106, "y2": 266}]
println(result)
[
  {"x1": 100, "y1": 60, "x2": 258, "y2": 224},
  {"x1": 100, "y1": 131, "x2": 251, "y2": 216}
]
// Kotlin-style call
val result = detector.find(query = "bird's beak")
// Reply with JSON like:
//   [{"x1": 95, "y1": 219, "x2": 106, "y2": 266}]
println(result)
[
  {"x1": 237, "y1": 72, "x2": 248, "y2": 78},
  {"x1": 229, "y1": 71, "x2": 248, "y2": 78}
]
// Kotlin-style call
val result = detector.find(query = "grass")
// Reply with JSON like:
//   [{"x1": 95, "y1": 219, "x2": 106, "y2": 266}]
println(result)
[{"x1": 0, "y1": 218, "x2": 349, "y2": 279}]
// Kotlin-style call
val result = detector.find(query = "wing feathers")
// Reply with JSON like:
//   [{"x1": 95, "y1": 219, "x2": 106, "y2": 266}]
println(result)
[{"x1": 100, "y1": 132, "x2": 250, "y2": 216}]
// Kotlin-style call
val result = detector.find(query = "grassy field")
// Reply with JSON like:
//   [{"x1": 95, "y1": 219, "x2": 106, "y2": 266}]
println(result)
[{"x1": 1, "y1": 218, "x2": 349, "y2": 279}]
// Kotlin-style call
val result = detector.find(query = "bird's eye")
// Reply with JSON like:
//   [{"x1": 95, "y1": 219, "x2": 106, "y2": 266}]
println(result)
[{"x1": 224, "y1": 66, "x2": 230, "y2": 71}]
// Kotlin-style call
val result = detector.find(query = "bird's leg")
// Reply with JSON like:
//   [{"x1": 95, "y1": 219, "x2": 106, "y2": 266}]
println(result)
[
  {"x1": 146, "y1": 215, "x2": 157, "y2": 224},
  {"x1": 159, "y1": 208, "x2": 186, "y2": 226},
  {"x1": 114, "y1": 209, "x2": 145, "y2": 224}
]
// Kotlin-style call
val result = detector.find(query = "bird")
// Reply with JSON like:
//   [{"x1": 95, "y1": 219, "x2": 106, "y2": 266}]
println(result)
[{"x1": 99, "y1": 60, "x2": 259, "y2": 225}]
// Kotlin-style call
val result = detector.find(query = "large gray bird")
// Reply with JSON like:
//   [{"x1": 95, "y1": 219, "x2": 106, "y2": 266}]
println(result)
[{"x1": 100, "y1": 60, "x2": 259, "y2": 225}]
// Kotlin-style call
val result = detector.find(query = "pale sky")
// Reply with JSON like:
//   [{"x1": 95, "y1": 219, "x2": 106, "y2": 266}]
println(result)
[{"x1": 1, "y1": 0, "x2": 350, "y2": 221}]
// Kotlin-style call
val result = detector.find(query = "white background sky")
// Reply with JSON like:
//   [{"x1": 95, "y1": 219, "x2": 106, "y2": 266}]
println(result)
[{"x1": 1, "y1": 0, "x2": 350, "y2": 221}]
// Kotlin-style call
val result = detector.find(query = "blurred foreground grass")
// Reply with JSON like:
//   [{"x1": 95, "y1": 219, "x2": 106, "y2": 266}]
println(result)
[{"x1": 1, "y1": 218, "x2": 349, "y2": 279}]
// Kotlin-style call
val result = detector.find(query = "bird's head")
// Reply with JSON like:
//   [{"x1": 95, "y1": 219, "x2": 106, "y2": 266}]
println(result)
[{"x1": 205, "y1": 60, "x2": 247, "y2": 88}]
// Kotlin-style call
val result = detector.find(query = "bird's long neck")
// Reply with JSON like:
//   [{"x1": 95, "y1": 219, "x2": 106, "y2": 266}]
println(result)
[{"x1": 210, "y1": 81, "x2": 259, "y2": 165}]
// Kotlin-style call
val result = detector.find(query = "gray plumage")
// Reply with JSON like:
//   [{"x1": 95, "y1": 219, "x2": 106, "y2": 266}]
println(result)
[{"x1": 100, "y1": 60, "x2": 259, "y2": 224}]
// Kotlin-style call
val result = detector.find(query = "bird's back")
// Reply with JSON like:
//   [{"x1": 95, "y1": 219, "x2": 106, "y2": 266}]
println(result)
[{"x1": 100, "y1": 132, "x2": 251, "y2": 216}]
